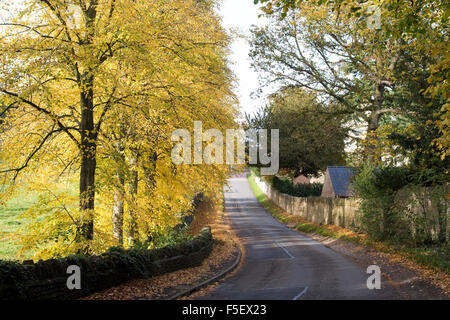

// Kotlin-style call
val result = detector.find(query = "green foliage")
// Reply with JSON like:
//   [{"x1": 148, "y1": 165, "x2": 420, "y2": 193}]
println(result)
[
  {"x1": 353, "y1": 166, "x2": 406, "y2": 242},
  {"x1": 295, "y1": 223, "x2": 333, "y2": 237},
  {"x1": 387, "y1": 119, "x2": 450, "y2": 186},
  {"x1": 269, "y1": 176, "x2": 323, "y2": 197},
  {"x1": 249, "y1": 167, "x2": 261, "y2": 178},
  {"x1": 353, "y1": 166, "x2": 449, "y2": 246},
  {"x1": 405, "y1": 245, "x2": 450, "y2": 274},
  {"x1": 246, "y1": 87, "x2": 346, "y2": 176},
  {"x1": 146, "y1": 226, "x2": 193, "y2": 250}
]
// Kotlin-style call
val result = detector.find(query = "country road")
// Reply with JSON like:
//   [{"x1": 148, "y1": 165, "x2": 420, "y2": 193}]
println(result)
[{"x1": 198, "y1": 173, "x2": 402, "y2": 300}]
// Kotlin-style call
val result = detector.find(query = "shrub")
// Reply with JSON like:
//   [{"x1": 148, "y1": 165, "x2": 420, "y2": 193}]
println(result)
[
  {"x1": 352, "y1": 166, "x2": 404, "y2": 242},
  {"x1": 353, "y1": 165, "x2": 449, "y2": 246},
  {"x1": 270, "y1": 176, "x2": 323, "y2": 197},
  {"x1": 148, "y1": 226, "x2": 193, "y2": 249}
]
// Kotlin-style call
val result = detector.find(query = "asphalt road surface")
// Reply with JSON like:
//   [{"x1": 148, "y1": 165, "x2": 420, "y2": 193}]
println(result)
[{"x1": 199, "y1": 173, "x2": 401, "y2": 300}]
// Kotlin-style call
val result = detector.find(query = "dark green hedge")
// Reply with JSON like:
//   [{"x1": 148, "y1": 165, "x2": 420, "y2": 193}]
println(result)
[
  {"x1": 0, "y1": 227, "x2": 213, "y2": 300},
  {"x1": 270, "y1": 176, "x2": 323, "y2": 197}
]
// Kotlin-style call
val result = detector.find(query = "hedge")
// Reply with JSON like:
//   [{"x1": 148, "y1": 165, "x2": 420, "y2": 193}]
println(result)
[
  {"x1": 0, "y1": 227, "x2": 213, "y2": 300},
  {"x1": 270, "y1": 176, "x2": 323, "y2": 197}
]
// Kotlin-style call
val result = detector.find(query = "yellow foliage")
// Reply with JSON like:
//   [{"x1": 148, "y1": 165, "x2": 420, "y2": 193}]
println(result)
[
  {"x1": 360, "y1": 125, "x2": 411, "y2": 167},
  {"x1": 0, "y1": 0, "x2": 239, "y2": 259}
]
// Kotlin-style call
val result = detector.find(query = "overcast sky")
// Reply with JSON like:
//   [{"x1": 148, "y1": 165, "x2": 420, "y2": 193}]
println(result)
[{"x1": 216, "y1": 0, "x2": 269, "y2": 117}]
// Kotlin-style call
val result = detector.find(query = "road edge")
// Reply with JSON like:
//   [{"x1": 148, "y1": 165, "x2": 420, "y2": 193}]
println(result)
[{"x1": 167, "y1": 242, "x2": 242, "y2": 300}]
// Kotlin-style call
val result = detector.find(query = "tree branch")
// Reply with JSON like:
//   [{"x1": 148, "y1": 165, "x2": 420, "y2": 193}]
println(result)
[{"x1": 0, "y1": 88, "x2": 80, "y2": 147}]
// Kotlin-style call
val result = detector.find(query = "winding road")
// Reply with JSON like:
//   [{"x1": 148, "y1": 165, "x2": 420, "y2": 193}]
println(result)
[{"x1": 199, "y1": 173, "x2": 401, "y2": 300}]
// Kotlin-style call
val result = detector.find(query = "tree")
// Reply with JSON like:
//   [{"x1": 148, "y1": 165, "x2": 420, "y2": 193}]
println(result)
[
  {"x1": 0, "y1": 0, "x2": 143, "y2": 248},
  {"x1": 246, "y1": 87, "x2": 346, "y2": 176},
  {"x1": 253, "y1": 0, "x2": 449, "y2": 245},
  {"x1": 253, "y1": 0, "x2": 449, "y2": 158},
  {"x1": 251, "y1": 3, "x2": 407, "y2": 140},
  {"x1": 365, "y1": 53, "x2": 450, "y2": 185},
  {"x1": 0, "y1": 0, "x2": 238, "y2": 258},
  {"x1": 250, "y1": 1, "x2": 449, "y2": 164}
]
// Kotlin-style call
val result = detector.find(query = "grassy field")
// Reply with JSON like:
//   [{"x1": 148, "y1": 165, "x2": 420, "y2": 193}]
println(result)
[{"x1": 0, "y1": 191, "x2": 38, "y2": 261}]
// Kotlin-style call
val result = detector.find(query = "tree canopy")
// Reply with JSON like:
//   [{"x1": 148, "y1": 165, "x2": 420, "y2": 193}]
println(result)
[
  {"x1": 253, "y1": 0, "x2": 449, "y2": 158},
  {"x1": 246, "y1": 87, "x2": 346, "y2": 176},
  {"x1": 249, "y1": 0, "x2": 448, "y2": 174},
  {"x1": 0, "y1": 0, "x2": 238, "y2": 258}
]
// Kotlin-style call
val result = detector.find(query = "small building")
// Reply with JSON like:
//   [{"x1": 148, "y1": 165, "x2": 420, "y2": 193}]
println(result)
[{"x1": 321, "y1": 166, "x2": 355, "y2": 198}]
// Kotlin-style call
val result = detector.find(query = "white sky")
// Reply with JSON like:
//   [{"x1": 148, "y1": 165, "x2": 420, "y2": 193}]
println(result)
[{"x1": 216, "y1": 0, "x2": 269, "y2": 117}]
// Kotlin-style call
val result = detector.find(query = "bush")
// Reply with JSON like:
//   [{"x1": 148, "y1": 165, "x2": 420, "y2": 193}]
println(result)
[
  {"x1": 147, "y1": 226, "x2": 193, "y2": 249},
  {"x1": 270, "y1": 176, "x2": 323, "y2": 197},
  {"x1": 353, "y1": 166, "x2": 449, "y2": 246},
  {"x1": 352, "y1": 166, "x2": 403, "y2": 242}
]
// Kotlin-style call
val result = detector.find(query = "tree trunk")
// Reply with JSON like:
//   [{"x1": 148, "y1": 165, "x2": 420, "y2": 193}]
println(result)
[
  {"x1": 143, "y1": 151, "x2": 158, "y2": 189},
  {"x1": 437, "y1": 188, "x2": 448, "y2": 244},
  {"x1": 127, "y1": 153, "x2": 139, "y2": 246},
  {"x1": 75, "y1": 4, "x2": 99, "y2": 247},
  {"x1": 112, "y1": 171, "x2": 125, "y2": 246},
  {"x1": 112, "y1": 130, "x2": 126, "y2": 246},
  {"x1": 438, "y1": 209, "x2": 448, "y2": 244},
  {"x1": 77, "y1": 74, "x2": 97, "y2": 243},
  {"x1": 366, "y1": 81, "x2": 384, "y2": 163}
]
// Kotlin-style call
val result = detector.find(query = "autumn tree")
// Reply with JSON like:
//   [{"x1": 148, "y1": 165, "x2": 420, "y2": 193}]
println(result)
[
  {"x1": 0, "y1": 0, "x2": 238, "y2": 257},
  {"x1": 252, "y1": 0, "x2": 449, "y2": 246},
  {"x1": 0, "y1": 0, "x2": 140, "y2": 248},
  {"x1": 96, "y1": 0, "x2": 238, "y2": 247}
]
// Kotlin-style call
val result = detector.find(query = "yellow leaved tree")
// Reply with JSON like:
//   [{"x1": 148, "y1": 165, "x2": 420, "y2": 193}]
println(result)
[{"x1": 0, "y1": 0, "x2": 238, "y2": 259}]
